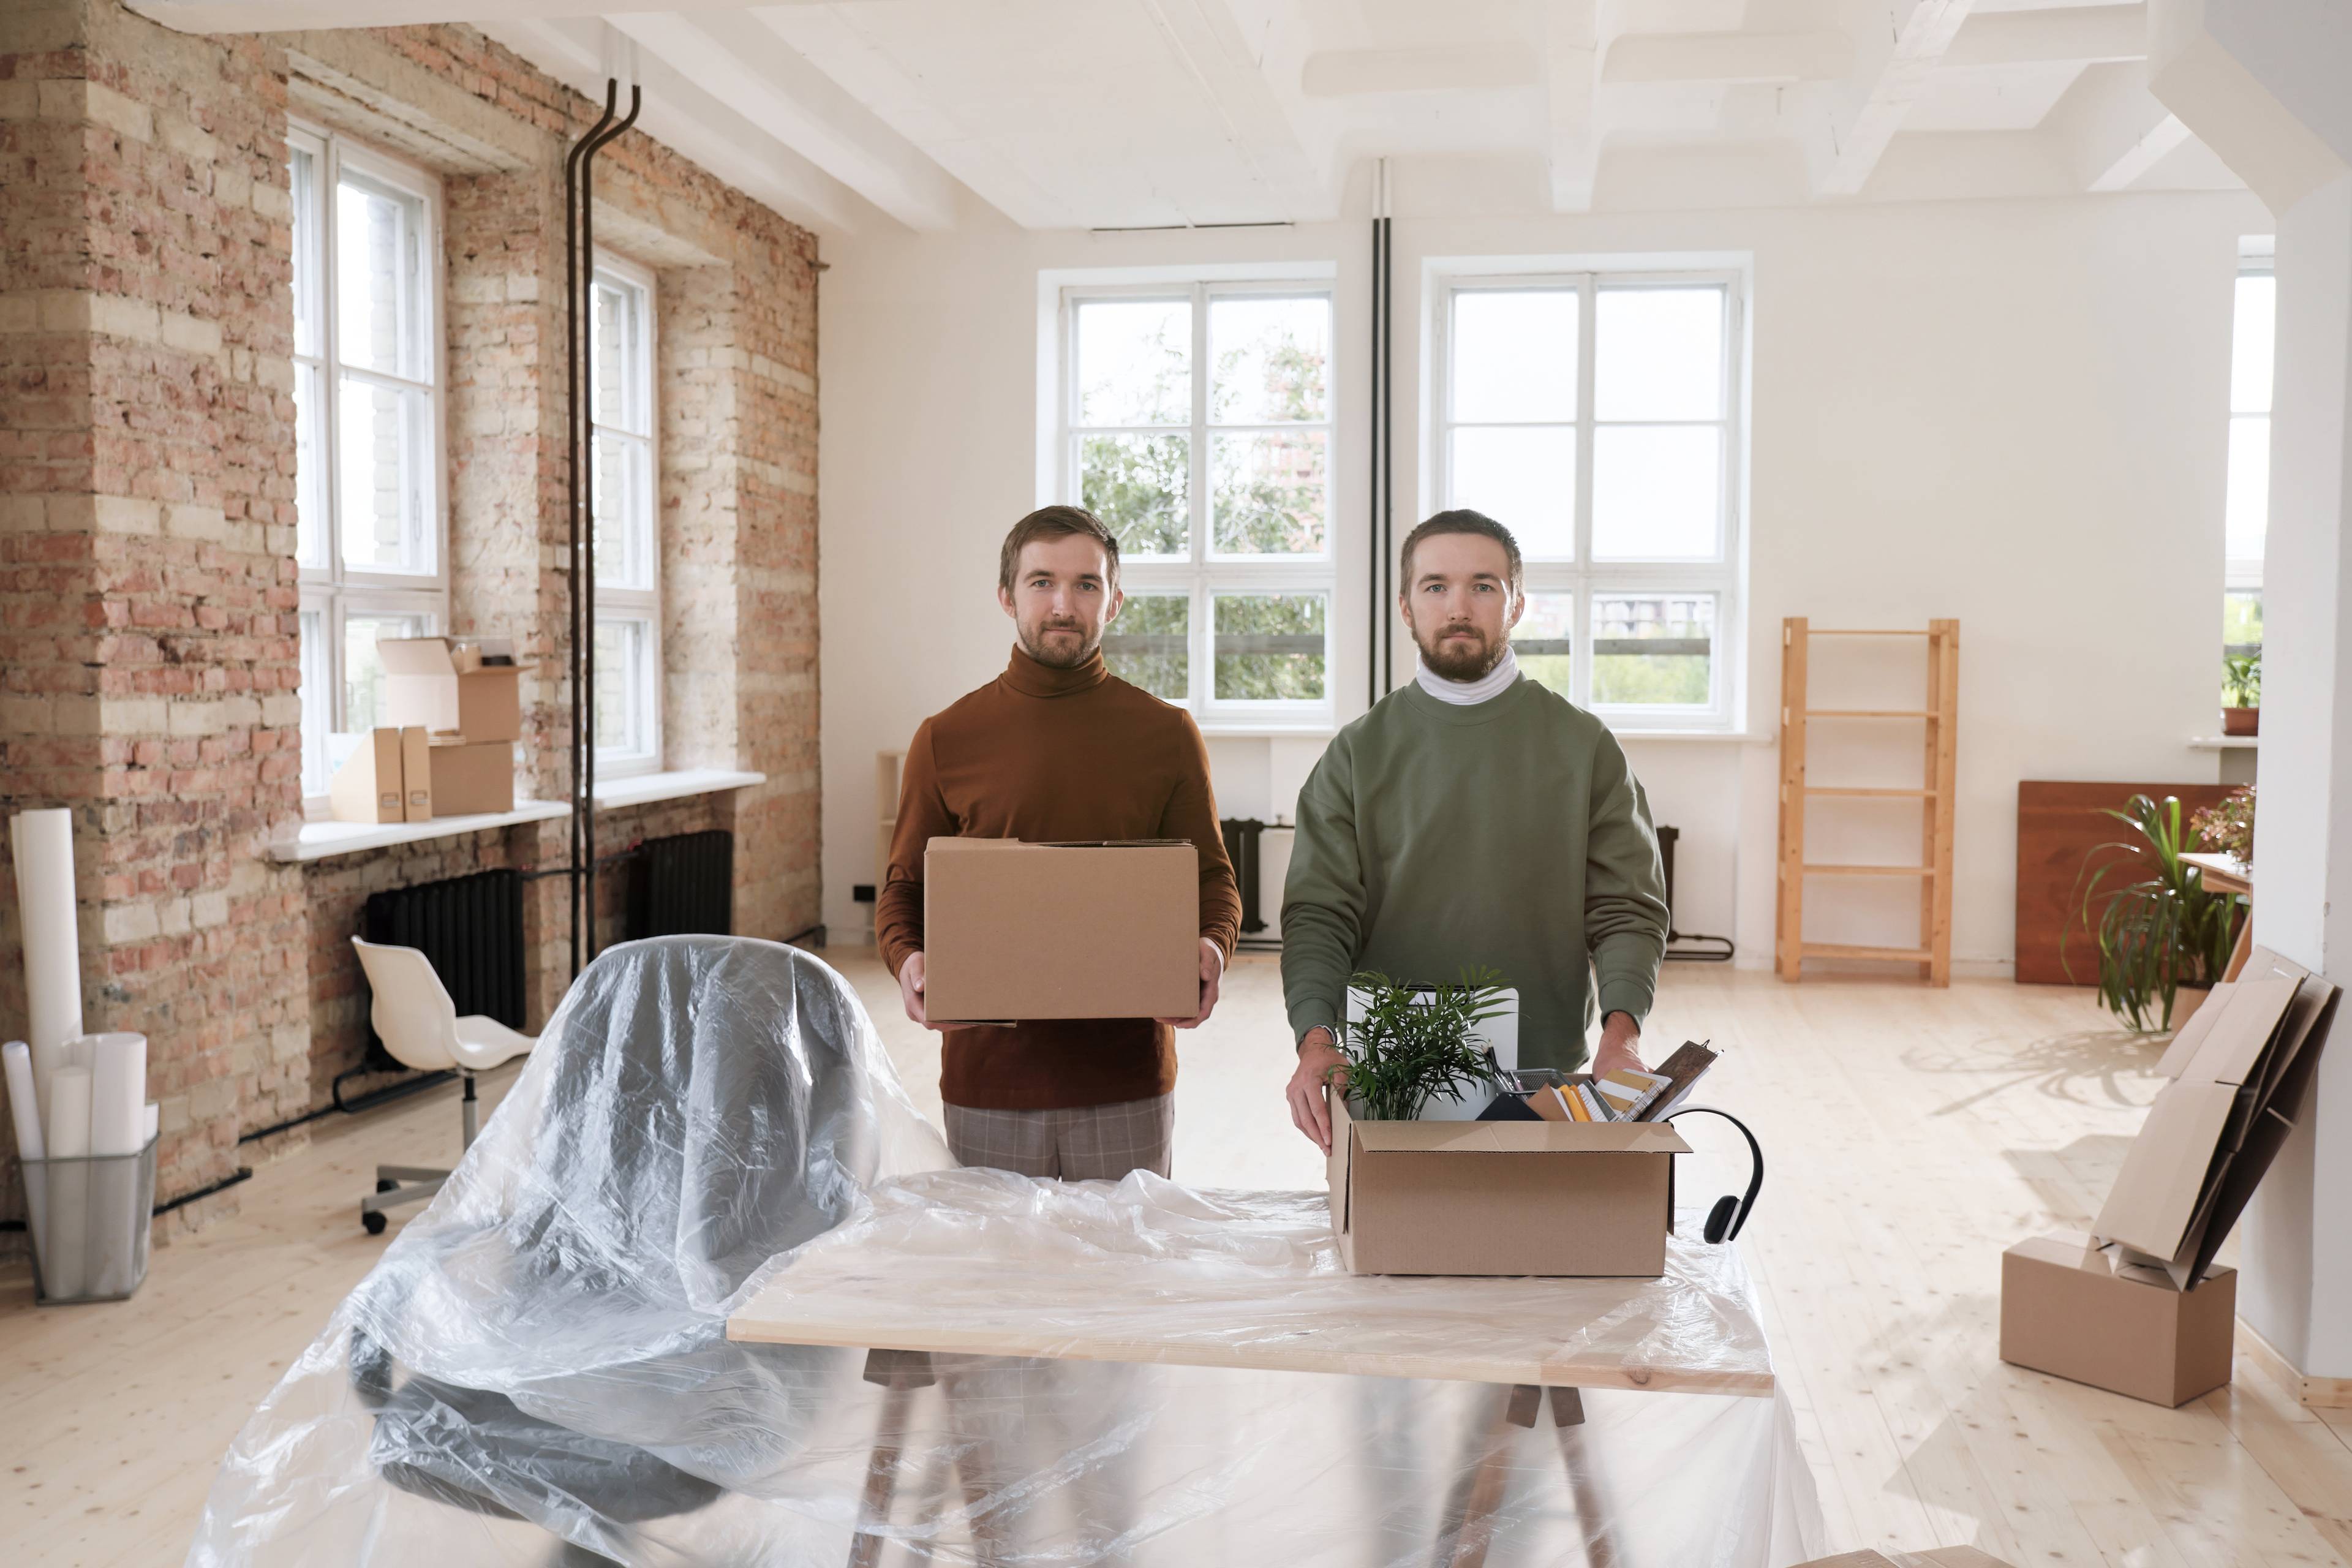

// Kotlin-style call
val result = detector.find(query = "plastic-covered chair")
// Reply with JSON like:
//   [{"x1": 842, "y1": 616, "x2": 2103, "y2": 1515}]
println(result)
[{"x1": 351, "y1": 936, "x2": 537, "y2": 1234}]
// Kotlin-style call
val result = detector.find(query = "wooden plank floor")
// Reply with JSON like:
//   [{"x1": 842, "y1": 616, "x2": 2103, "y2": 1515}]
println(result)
[{"x1": 5, "y1": 953, "x2": 2348, "y2": 1565}]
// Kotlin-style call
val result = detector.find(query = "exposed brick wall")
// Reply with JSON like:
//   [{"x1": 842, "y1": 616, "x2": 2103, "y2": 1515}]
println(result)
[
  {"x1": 0, "y1": 1, "x2": 823, "y2": 1252},
  {"x1": 1, "y1": 0, "x2": 308, "y2": 1240}
]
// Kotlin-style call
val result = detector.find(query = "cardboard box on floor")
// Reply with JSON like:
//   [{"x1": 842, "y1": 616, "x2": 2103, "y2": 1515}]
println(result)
[
  {"x1": 379, "y1": 636, "x2": 526, "y2": 743},
  {"x1": 921, "y1": 838, "x2": 1199, "y2": 1023},
  {"x1": 1795, "y1": 1548, "x2": 2015, "y2": 1568},
  {"x1": 2000, "y1": 946, "x2": 2340, "y2": 1406},
  {"x1": 1325, "y1": 1094, "x2": 1690, "y2": 1276}
]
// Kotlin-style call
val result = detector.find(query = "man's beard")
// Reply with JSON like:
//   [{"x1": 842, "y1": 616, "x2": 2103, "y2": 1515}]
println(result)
[
  {"x1": 1412, "y1": 617, "x2": 1507, "y2": 682},
  {"x1": 1018, "y1": 616, "x2": 1102, "y2": 670}
]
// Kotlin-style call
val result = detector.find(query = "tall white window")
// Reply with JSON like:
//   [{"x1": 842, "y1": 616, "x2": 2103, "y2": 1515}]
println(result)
[
  {"x1": 2223, "y1": 243, "x2": 2274, "y2": 665},
  {"x1": 288, "y1": 124, "x2": 446, "y2": 800},
  {"x1": 590, "y1": 254, "x2": 661, "y2": 775},
  {"x1": 1062, "y1": 284, "x2": 1335, "y2": 730},
  {"x1": 1436, "y1": 272, "x2": 1743, "y2": 731}
]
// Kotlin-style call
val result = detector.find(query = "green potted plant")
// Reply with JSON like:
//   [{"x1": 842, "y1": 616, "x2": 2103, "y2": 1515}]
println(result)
[
  {"x1": 1329, "y1": 968, "x2": 1513, "y2": 1121},
  {"x1": 2065, "y1": 794, "x2": 2243, "y2": 1032},
  {"x1": 2222, "y1": 651, "x2": 2261, "y2": 737}
]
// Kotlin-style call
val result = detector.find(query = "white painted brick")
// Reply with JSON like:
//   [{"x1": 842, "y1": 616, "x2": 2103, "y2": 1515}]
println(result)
[
  {"x1": 93, "y1": 496, "x2": 161, "y2": 535},
  {"x1": 159, "y1": 309, "x2": 224, "y2": 358},
  {"x1": 103, "y1": 901, "x2": 161, "y2": 944},
  {"x1": 192, "y1": 890, "x2": 232, "y2": 929},
  {"x1": 165, "y1": 502, "x2": 227, "y2": 541},
  {"x1": 168, "y1": 701, "x2": 227, "y2": 737}
]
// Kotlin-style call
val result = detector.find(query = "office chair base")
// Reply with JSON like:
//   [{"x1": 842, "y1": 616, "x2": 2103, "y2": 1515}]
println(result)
[{"x1": 362, "y1": 1166, "x2": 450, "y2": 1234}]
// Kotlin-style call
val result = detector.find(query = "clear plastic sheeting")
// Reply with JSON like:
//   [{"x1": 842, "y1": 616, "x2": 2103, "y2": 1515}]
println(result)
[{"x1": 190, "y1": 937, "x2": 1823, "y2": 1567}]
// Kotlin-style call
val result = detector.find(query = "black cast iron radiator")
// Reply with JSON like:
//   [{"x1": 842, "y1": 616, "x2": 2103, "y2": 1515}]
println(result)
[
  {"x1": 1219, "y1": 818, "x2": 1269, "y2": 937},
  {"x1": 628, "y1": 830, "x2": 734, "y2": 940},
  {"x1": 360, "y1": 869, "x2": 526, "y2": 1068}
]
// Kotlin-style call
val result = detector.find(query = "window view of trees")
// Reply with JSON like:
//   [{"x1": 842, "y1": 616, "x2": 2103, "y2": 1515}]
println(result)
[{"x1": 1079, "y1": 287, "x2": 1333, "y2": 710}]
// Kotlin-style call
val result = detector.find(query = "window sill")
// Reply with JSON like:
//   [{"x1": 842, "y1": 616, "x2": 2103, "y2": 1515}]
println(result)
[
  {"x1": 273, "y1": 769, "x2": 766, "y2": 862},
  {"x1": 1612, "y1": 729, "x2": 1754, "y2": 742},
  {"x1": 270, "y1": 802, "x2": 570, "y2": 863},
  {"x1": 2188, "y1": 736, "x2": 2259, "y2": 750},
  {"x1": 592, "y1": 767, "x2": 766, "y2": 809}
]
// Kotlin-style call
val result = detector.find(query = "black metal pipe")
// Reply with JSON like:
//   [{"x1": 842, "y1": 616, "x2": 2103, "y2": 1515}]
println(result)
[
  {"x1": 0, "y1": 1164, "x2": 255, "y2": 1231},
  {"x1": 575, "y1": 85, "x2": 641, "y2": 974},
  {"x1": 1368, "y1": 203, "x2": 1382, "y2": 710},
  {"x1": 565, "y1": 83, "x2": 617, "y2": 982},
  {"x1": 1378, "y1": 208, "x2": 1393, "y2": 696},
  {"x1": 237, "y1": 1065, "x2": 458, "y2": 1145}
]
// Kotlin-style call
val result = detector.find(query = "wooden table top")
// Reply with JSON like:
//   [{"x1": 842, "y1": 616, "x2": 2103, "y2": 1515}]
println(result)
[{"x1": 726, "y1": 1172, "x2": 1776, "y2": 1398}]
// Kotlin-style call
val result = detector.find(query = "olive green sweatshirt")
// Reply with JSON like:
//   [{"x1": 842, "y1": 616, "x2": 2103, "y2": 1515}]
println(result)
[{"x1": 1280, "y1": 677, "x2": 1670, "y2": 1074}]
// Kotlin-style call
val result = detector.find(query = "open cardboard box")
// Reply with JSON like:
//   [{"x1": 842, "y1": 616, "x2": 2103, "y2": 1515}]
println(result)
[
  {"x1": 379, "y1": 636, "x2": 527, "y2": 743},
  {"x1": 1325, "y1": 1093, "x2": 1690, "y2": 1276},
  {"x1": 921, "y1": 837, "x2": 1199, "y2": 1023},
  {"x1": 2000, "y1": 946, "x2": 2339, "y2": 1404}
]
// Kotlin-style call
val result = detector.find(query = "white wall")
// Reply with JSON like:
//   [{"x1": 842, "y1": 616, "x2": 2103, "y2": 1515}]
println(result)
[{"x1": 819, "y1": 169, "x2": 2265, "y2": 970}]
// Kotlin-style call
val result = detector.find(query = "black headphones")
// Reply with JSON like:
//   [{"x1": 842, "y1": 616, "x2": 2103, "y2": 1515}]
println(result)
[{"x1": 1662, "y1": 1105, "x2": 1764, "y2": 1244}]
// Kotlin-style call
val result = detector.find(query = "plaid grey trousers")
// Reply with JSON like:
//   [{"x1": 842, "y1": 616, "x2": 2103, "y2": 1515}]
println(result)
[{"x1": 943, "y1": 1093, "x2": 1175, "y2": 1180}]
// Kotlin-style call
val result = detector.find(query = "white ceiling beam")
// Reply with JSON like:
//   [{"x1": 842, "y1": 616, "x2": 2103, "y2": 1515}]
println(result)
[
  {"x1": 2042, "y1": 58, "x2": 2190, "y2": 190},
  {"x1": 1301, "y1": 44, "x2": 1540, "y2": 97},
  {"x1": 1602, "y1": 30, "x2": 1855, "y2": 86},
  {"x1": 1811, "y1": 0, "x2": 1978, "y2": 198},
  {"x1": 1133, "y1": 0, "x2": 1335, "y2": 221},
  {"x1": 1943, "y1": 5, "x2": 2146, "y2": 69},
  {"x1": 605, "y1": 10, "x2": 957, "y2": 230},
  {"x1": 2088, "y1": 111, "x2": 2190, "y2": 187},
  {"x1": 477, "y1": 14, "x2": 866, "y2": 234},
  {"x1": 1545, "y1": 0, "x2": 1604, "y2": 213}
]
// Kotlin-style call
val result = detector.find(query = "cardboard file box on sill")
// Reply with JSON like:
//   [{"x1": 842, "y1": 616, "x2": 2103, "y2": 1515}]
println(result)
[
  {"x1": 379, "y1": 636, "x2": 526, "y2": 744},
  {"x1": 921, "y1": 837, "x2": 1198, "y2": 1024},
  {"x1": 2000, "y1": 1231, "x2": 2235, "y2": 1408},
  {"x1": 1325, "y1": 1095, "x2": 1690, "y2": 1277}
]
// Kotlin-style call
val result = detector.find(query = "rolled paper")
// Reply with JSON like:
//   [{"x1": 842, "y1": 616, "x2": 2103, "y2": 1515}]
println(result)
[
  {"x1": 4, "y1": 1042, "x2": 42, "y2": 1161},
  {"x1": 44, "y1": 1065, "x2": 91, "y2": 1300},
  {"x1": 142, "y1": 1101, "x2": 159, "y2": 1145},
  {"x1": 86, "y1": 1032, "x2": 147, "y2": 1297},
  {"x1": 10, "y1": 810, "x2": 84, "y2": 1056},
  {"x1": 28, "y1": 1038, "x2": 70, "y2": 1142},
  {"x1": 66, "y1": 1033, "x2": 93, "y2": 1073}
]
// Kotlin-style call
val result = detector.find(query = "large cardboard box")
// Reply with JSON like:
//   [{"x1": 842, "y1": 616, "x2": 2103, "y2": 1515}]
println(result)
[
  {"x1": 424, "y1": 740, "x2": 514, "y2": 816},
  {"x1": 2000, "y1": 1231, "x2": 2236, "y2": 1407},
  {"x1": 328, "y1": 728, "x2": 408, "y2": 824},
  {"x1": 921, "y1": 838, "x2": 1198, "y2": 1023},
  {"x1": 379, "y1": 636, "x2": 525, "y2": 743},
  {"x1": 1325, "y1": 1094, "x2": 1689, "y2": 1276}
]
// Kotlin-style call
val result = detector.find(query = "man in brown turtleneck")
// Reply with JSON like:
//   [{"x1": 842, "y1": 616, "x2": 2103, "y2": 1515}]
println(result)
[{"x1": 875, "y1": 505, "x2": 1242, "y2": 1180}]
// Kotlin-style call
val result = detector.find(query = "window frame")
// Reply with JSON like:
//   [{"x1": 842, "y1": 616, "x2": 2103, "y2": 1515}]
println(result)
[
  {"x1": 290, "y1": 121, "x2": 450, "y2": 810},
  {"x1": 2223, "y1": 250, "x2": 2273, "y2": 660},
  {"x1": 588, "y1": 248, "x2": 663, "y2": 778},
  {"x1": 1432, "y1": 268, "x2": 1745, "y2": 733},
  {"x1": 1060, "y1": 279, "x2": 1338, "y2": 734}
]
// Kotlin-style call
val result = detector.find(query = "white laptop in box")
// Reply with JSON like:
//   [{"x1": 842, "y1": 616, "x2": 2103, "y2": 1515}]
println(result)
[{"x1": 1341, "y1": 984, "x2": 1519, "y2": 1121}]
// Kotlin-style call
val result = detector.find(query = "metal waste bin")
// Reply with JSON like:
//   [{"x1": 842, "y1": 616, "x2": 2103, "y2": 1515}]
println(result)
[{"x1": 18, "y1": 1134, "x2": 159, "y2": 1305}]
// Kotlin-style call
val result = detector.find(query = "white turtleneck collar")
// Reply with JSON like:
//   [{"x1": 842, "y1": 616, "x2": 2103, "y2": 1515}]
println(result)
[{"x1": 1415, "y1": 643, "x2": 1521, "y2": 706}]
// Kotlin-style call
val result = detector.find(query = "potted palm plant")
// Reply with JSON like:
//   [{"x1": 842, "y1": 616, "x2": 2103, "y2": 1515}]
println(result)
[
  {"x1": 2065, "y1": 794, "x2": 2243, "y2": 1032},
  {"x1": 2222, "y1": 652, "x2": 2260, "y2": 737},
  {"x1": 1330, "y1": 968, "x2": 1513, "y2": 1121}
]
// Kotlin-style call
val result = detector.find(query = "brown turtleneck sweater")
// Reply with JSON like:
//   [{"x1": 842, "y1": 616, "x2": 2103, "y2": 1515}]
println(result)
[{"x1": 875, "y1": 646, "x2": 1243, "y2": 1110}]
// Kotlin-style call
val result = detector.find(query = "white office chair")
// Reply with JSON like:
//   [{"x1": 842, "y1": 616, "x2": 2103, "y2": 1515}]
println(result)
[{"x1": 352, "y1": 937, "x2": 537, "y2": 1235}]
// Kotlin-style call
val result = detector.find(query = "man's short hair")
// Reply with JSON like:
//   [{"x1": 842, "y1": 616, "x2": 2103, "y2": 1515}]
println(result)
[
  {"x1": 1400, "y1": 509, "x2": 1522, "y2": 596},
  {"x1": 999, "y1": 505, "x2": 1121, "y2": 595}
]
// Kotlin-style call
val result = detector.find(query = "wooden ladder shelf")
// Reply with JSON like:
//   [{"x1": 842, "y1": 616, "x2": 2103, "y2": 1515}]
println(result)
[{"x1": 1776, "y1": 617, "x2": 1959, "y2": 985}]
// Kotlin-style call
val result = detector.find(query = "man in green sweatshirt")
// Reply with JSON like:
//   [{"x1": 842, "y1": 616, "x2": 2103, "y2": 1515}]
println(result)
[{"x1": 1281, "y1": 510, "x2": 1671, "y2": 1152}]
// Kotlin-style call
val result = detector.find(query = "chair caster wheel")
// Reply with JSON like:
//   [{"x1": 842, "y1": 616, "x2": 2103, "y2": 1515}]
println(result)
[
  {"x1": 377, "y1": 1178, "x2": 399, "y2": 1193},
  {"x1": 362, "y1": 1208, "x2": 388, "y2": 1235}
]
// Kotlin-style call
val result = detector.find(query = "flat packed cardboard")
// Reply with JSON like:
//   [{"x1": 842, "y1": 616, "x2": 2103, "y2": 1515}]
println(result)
[
  {"x1": 922, "y1": 838, "x2": 1198, "y2": 1023},
  {"x1": 2000, "y1": 1231, "x2": 2235, "y2": 1406},
  {"x1": 2090, "y1": 953, "x2": 2339, "y2": 1287},
  {"x1": 328, "y1": 728, "x2": 405, "y2": 824},
  {"x1": 399, "y1": 726, "x2": 432, "y2": 821},
  {"x1": 424, "y1": 740, "x2": 514, "y2": 816},
  {"x1": 1796, "y1": 1552, "x2": 2012, "y2": 1568},
  {"x1": 379, "y1": 636, "x2": 526, "y2": 742},
  {"x1": 1325, "y1": 1094, "x2": 1689, "y2": 1276}
]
